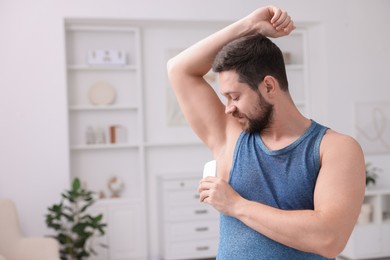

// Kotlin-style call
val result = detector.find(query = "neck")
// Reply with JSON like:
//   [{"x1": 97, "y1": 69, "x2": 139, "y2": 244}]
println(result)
[{"x1": 260, "y1": 96, "x2": 311, "y2": 149}]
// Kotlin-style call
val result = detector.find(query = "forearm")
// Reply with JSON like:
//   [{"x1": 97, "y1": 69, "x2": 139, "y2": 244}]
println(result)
[
  {"x1": 167, "y1": 18, "x2": 253, "y2": 78},
  {"x1": 167, "y1": 6, "x2": 294, "y2": 81},
  {"x1": 233, "y1": 199, "x2": 348, "y2": 258}
]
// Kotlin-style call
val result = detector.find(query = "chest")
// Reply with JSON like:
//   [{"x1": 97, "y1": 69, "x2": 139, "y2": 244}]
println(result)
[{"x1": 230, "y1": 145, "x2": 319, "y2": 210}]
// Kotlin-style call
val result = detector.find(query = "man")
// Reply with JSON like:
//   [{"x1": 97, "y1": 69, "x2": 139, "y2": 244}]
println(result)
[{"x1": 167, "y1": 6, "x2": 365, "y2": 259}]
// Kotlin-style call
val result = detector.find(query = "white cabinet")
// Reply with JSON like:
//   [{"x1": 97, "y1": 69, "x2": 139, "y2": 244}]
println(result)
[
  {"x1": 158, "y1": 175, "x2": 219, "y2": 260},
  {"x1": 89, "y1": 199, "x2": 147, "y2": 260},
  {"x1": 65, "y1": 21, "x2": 147, "y2": 259},
  {"x1": 341, "y1": 187, "x2": 390, "y2": 259}
]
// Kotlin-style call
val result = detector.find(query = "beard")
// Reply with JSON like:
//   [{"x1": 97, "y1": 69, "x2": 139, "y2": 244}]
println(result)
[{"x1": 233, "y1": 92, "x2": 274, "y2": 134}]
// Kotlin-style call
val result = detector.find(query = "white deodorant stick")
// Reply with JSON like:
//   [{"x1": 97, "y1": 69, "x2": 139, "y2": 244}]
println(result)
[{"x1": 203, "y1": 160, "x2": 217, "y2": 178}]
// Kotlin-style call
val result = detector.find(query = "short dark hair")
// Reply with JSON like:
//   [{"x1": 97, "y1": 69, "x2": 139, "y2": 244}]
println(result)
[{"x1": 212, "y1": 34, "x2": 288, "y2": 91}]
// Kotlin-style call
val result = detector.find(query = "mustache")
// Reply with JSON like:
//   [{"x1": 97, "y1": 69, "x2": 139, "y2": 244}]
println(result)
[{"x1": 232, "y1": 110, "x2": 245, "y2": 118}]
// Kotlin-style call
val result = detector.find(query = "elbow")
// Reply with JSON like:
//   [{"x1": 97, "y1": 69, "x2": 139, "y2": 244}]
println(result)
[
  {"x1": 316, "y1": 233, "x2": 349, "y2": 259},
  {"x1": 166, "y1": 59, "x2": 174, "y2": 78},
  {"x1": 319, "y1": 245, "x2": 344, "y2": 259},
  {"x1": 166, "y1": 58, "x2": 174, "y2": 74},
  {"x1": 166, "y1": 58, "x2": 180, "y2": 88},
  {"x1": 167, "y1": 57, "x2": 179, "y2": 79}
]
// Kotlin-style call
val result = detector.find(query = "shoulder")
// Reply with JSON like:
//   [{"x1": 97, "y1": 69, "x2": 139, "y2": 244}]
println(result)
[
  {"x1": 321, "y1": 129, "x2": 362, "y2": 150},
  {"x1": 320, "y1": 129, "x2": 364, "y2": 165}
]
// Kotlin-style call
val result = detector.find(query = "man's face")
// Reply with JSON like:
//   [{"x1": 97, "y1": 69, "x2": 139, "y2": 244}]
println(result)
[
  {"x1": 240, "y1": 91, "x2": 274, "y2": 134},
  {"x1": 220, "y1": 70, "x2": 274, "y2": 134}
]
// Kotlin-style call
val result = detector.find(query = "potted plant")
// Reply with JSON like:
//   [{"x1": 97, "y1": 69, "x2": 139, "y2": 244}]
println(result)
[
  {"x1": 365, "y1": 162, "x2": 381, "y2": 187},
  {"x1": 357, "y1": 163, "x2": 382, "y2": 224},
  {"x1": 45, "y1": 178, "x2": 107, "y2": 260}
]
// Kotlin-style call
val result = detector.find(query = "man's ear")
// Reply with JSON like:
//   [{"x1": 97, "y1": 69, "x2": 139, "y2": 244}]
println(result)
[{"x1": 262, "y1": 75, "x2": 277, "y2": 94}]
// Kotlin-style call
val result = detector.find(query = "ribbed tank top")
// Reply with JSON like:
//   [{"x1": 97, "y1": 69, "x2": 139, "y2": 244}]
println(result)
[{"x1": 217, "y1": 120, "x2": 333, "y2": 260}]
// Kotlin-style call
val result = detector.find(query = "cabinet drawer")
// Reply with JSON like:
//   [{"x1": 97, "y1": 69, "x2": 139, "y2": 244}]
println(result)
[
  {"x1": 165, "y1": 239, "x2": 218, "y2": 260},
  {"x1": 165, "y1": 204, "x2": 219, "y2": 221},
  {"x1": 164, "y1": 190, "x2": 200, "y2": 205},
  {"x1": 162, "y1": 178, "x2": 199, "y2": 191},
  {"x1": 166, "y1": 220, "x2": 219, "y2": 241}
]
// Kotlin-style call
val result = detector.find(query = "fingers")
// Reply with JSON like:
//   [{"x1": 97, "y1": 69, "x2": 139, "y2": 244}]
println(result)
[
  {"x1": 198, "y1": 177, "x2": 217, "y2": 202},
  {"x1": 198, "y1": 177, "x2": 215, "y2": 193},
  {"x1": 198, "y1": 183, "x2": 210, "y2": 203},
  {"x1": 199, "y1": 189, "x2": 209, "y2": 202},
  {"x1": 275, "y1": 15, "x2": 290, "y2": 31},
  {"x1": 283, "y1": 20, "x2": 296, "y2": 33},
  {"x1": 270, "y1": 6, "x2": 282, "y2": 24},
  {"x1": 270, "y1": 6, "x2": 294, "y2": 32}
]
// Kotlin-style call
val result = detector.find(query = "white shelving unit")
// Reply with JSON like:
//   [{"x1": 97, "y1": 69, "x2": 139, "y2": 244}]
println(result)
[
  {"x1": 64, "y1": 21, "x2": 147, "y2": 260},
  {"x1": 341, "y1": 187, "x2": 390, "y2": 259}
]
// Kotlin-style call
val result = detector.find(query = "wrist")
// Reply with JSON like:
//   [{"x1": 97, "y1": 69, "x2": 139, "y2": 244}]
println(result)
[
  {"x1": 224, "y1": 14, "x2": 257, "y2": 43},
  {"x1": 230, "y1": 196, "x2": 249, "y2": 219},
  {"x1": 236, "y1": 15, "x2": 257, "y2": 36}
]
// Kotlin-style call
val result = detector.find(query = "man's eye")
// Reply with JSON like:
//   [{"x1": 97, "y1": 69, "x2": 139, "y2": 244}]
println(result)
[{"x1": 232, "y1": 96, "x2": 239, "y2": 101}]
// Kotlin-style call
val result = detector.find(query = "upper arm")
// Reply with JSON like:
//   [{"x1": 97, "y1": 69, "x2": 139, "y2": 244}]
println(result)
[
  {"x1": 167, "y1": 60, "x2": 234, "y2": 151},
  {"x1": 314, "y1": 131, "x2": 366, "y2": 248}
]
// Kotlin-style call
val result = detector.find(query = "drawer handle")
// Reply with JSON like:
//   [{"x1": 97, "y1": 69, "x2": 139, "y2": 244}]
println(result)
[
  {"x1": 195, "y1": 227, "x2": 209, "y2": 232},
  {"x1": 196, "y1": 246, "x2": 210, "y2": 251},
  {"x1": 194, "y1": 194, "x2": 200, "y2": 199},
  {"x1": 194, "y1": 209, "x2": 208, "y2": 215}
]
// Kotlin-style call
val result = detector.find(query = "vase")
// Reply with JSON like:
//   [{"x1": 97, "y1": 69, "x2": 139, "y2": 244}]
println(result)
[{"x1": 357, "y1": 203, "x2": 373, "y2": 225}]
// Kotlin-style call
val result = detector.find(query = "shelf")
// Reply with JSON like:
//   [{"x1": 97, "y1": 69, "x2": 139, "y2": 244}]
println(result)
[
  {"x1": 69, "y1": 105, "x2": 139, "y2": 111},
  {"x1": 144, "y1": 141, "x2": 204, "y2": 147},
  {"x1": 365, "y1": 187, "x2": 390, "y2": 196},
  {"x1": 285, "y1": 64, "x2": 304, "y2": 70},
  {"x1": 67, "y1": 64, "x2": 137, "y2": 71},
  {"x1": 66, "y1": 24, "x2": 139, "y2": 33},
  {"x1": 71, "y1": 143, "x2": 140, "y2": 151}
]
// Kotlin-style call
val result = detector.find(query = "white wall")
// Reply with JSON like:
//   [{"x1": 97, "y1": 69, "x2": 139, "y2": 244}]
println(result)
[
  {"x1": 0, "y1": 0, "x2": 389, "y2": 252},
  {"x1": 0, "y1": 1, "x2": 70, "y2": 236}
]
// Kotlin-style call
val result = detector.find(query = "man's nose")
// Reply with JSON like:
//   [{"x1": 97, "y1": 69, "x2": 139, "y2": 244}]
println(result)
[{"x1": 225, "y1": 104, "x2": 236, "y2": 114}]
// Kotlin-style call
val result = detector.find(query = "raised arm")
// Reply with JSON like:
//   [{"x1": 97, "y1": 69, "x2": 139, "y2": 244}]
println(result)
[{"x1": 167, "y1": 6, "x2": 295, "y2": 153}]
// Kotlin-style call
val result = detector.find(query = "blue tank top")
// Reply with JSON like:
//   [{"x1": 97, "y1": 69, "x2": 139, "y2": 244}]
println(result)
[{"x1": 217, "y1": 120, "x2": 333, "y2": 260}]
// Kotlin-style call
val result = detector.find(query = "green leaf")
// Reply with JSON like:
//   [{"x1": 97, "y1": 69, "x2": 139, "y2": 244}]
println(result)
[
  {"x1": 80, "y1": 201, "x2": 94, "y2": 213},
  {"x1": 72, "y1": 223, "x2": 87, "y2": 233},
  {"x1": 94, "y1": 214, "x2": 103, "y2": 222},
  {"x1": 99, "y1": 242, "x2": 109, "y2": 248},
  {"x1": 98, "y1": 227, "x2": 106, "y2": 235},
  {"x1": 58, "y1": 233, "x2": 73, "y2": 244},
  {"x1": 72, "y1": 178, "x2": 81, "y2": 191},
  {"x1": 61, "y1": 192, "x2": 70, "y2": 200},
  {"x1": 61, "y1": 212, "x2": 74, "y2": 222}
]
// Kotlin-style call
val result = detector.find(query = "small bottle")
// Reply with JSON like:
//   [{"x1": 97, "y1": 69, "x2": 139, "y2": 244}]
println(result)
[
  {"x1": 95, "y1": 127, "x2": 106, "y2": 144},
  {"x1": 86, "y1": 126, "x2": 95, "y2": 144}
]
